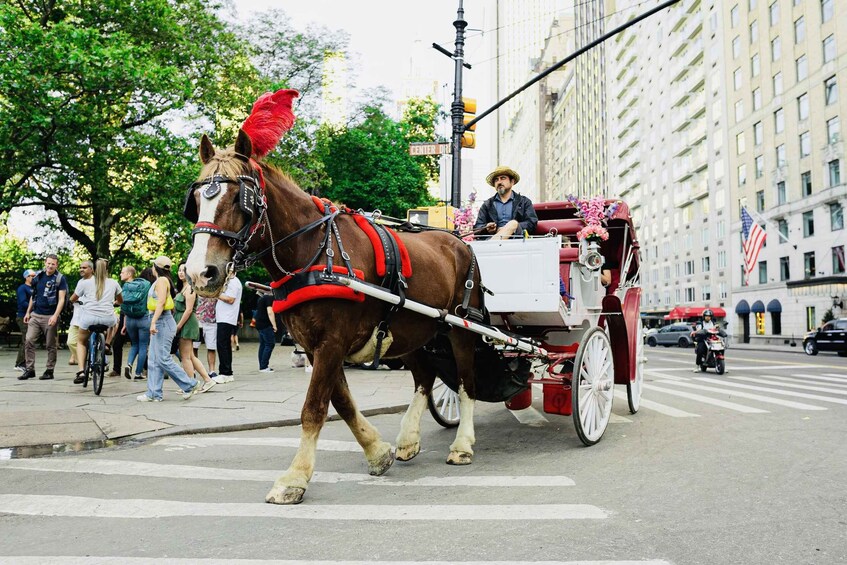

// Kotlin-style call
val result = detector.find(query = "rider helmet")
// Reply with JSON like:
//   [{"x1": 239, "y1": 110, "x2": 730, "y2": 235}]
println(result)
[{"x1": 703, "y1": 309, "x2": 713, "y2": 319}]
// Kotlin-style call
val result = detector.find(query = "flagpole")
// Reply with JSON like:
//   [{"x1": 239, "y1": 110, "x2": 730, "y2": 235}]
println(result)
[{"x1": 745, "y1": 205, "x2": 795, "y2": 248}]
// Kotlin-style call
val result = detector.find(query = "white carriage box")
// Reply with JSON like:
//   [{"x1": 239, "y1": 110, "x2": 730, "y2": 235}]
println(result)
[{"x1": 470, "y1": 236, "x2": 567, "y2": 327}]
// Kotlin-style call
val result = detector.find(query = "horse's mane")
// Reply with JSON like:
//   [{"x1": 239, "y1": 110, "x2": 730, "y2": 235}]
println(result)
[{"x1": 198, "y1": 147, "x2": 248, "y2": 180}]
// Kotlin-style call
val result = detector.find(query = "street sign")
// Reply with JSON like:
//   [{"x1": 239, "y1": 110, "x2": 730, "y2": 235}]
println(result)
[{"x1": 409, "y1": 142, "x2": 451, "y2": 156}]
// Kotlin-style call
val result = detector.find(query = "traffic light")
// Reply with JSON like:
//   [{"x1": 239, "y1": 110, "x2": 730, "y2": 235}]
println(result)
[{"x1": 461, "y1": 97, "x2": 476, "y2": 149}]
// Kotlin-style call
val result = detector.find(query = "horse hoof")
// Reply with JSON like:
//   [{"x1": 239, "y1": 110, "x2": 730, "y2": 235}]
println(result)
[
  {"x1": 395, "y1": 442, "x2": 420, "y2": 462},
  {"x1": 446, "y1": 450, "x2": 473, "y2": 465},
  {"x1": 265, "y1": 486, "x2": 305, "y2": 505},
  {"x1": 368, "y1": 446, "x2": 395, "y2": 476}
]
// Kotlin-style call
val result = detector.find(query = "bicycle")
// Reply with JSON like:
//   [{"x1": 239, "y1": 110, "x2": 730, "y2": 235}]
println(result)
[{"x1": 83, "y1": 323, "x2": 109, "y2": 395}]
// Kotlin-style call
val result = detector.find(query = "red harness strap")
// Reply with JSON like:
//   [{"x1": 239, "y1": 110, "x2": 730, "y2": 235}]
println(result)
[{"x1": 270, "y1": 265, "x2": 365, "y2": 314}]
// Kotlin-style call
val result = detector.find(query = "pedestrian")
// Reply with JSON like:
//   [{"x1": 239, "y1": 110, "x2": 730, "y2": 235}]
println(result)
[
  {"x1": 14, "y1": 269, "x2": 36, "y2": 371},
  {"x1": 212, "y1": 273, "x2": 242, "y2": 384},
  {"x1": 70, "y1": 258, "x2": 122, "y2": 384},
  {"x1": 195, "y1": 296, "x2": 218, "y2": 378},
  {"x1": 174, "y1": 263, "x2": 215, "y2": 392},
  {"x1": 137, "y1": 256, "x2": 203, "y2": 402},
  {"x1": 254, "y1": 289, "x2": 277, "y2": 372},
  {"x1": 20, "y1": 254, "x2": 69, "y2": 381},
  {"x1": 121, "y1": 267, "x2": 153, "y2": 380},
  {"x1": 232, "y1": 311, "x2": 243, "y2": 351},
  {"x1": 66, "y1": 261, "x2": 93, "y2": 367}
]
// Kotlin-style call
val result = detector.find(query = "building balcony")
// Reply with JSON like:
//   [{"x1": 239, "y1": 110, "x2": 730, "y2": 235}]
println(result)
[
  {"x1": 690, "y1": 178, "x2": 709, "y2": 200},
  {"x1": 687, "y1": 118, "x2": 707, "y2": 144},
  {"x1": 673, "y1": 182, "x2": 692, "y2": 206},
  {"x1": 687, "y1": 90, "x2": 706, "y2": 119},
  {"x1": 689, "y1": 143, "x2": 708, "y2": 173},
  {"x1": 671, "y1": 109, "x2": 690, "y2": 132},
  {"x1": 673, "y1": 157, "x2": 693, "y2": 182},
  {"x1": 672, "y1": 133, "x2": 693, "y2": 157}
]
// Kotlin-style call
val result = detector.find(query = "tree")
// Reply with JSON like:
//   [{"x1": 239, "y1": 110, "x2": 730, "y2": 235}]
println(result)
[
  {"x1": 0, "y1": 0, "x2": 260, "y2": 259},
  {"x1": 316, "y1": 105, "x2": 436, "y2": 217},
  {"x1": 401, "y1": 96, "x2": 446, "y2": 184}
]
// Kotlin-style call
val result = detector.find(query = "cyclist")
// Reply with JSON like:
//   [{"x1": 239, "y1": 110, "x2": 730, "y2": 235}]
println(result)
[{"x1": 70, "y1": 258, "x2": 122, "y2": 384}]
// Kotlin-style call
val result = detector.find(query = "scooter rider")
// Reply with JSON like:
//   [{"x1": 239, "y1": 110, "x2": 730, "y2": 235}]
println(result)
[{"x1": 692, "y1": 309, "x2": 726, "y2": 366}]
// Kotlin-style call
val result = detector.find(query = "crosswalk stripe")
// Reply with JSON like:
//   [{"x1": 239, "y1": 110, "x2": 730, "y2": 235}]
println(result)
[
  {"x1": 762, "y1": 374, "x2": 847, "y2": 388},
  {"x1": 654, "y1": 380, "x2": 826, "y2": 410},
  {"x1": 613, "y1": 390, "x2": 700, "y2": 417},
  {"x1": 0, "y1": 494, "x2": 608, "y2": 520},
  {"x1": 509, "y1": 405, "x2": 550, "y2": 426},
  {"x1": 643, "y1": 385, "x2": 768, "y2": 413},
  {"x1": 726, "y1": 365, "x2": 820, "y2": 371},
  {"x1": 731, "y1": 376, "x2": 847, "y2": 395},
  {"x1": 2, "y1": 558, "x2": 674, "y2": 565},
  {"x1": 823, "y1": 373, "x2": 847, "y2": 378},
  {"x1": 694, "y1": 378, "x2": 847, "y2": 405},
  {"x1": 156, "y1": 437, "x2": 362, "y2": 452},
  {"x1": 0, "y1": 459, "x2": 576, "y2": 487}
]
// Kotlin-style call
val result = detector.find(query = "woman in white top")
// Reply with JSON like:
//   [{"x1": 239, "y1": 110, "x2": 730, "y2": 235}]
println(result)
[{"x1": 70, "y1": 258, "x2": 122, "y2": 381}]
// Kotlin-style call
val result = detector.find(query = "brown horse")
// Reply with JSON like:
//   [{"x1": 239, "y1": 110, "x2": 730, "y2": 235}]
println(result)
[{"x1": 184, "y1": 129, "x2": 482, "y2": 504}]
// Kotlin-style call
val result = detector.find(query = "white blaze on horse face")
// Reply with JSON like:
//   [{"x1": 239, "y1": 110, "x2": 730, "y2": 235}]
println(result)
[{"x1": 185, "y1": 183, "x2": 232, "y2": 289}]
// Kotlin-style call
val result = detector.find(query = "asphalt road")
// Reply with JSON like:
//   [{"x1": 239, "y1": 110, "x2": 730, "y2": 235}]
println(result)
[{"x1": 0, "y1": 347, "x2": 845, "y2": 564}]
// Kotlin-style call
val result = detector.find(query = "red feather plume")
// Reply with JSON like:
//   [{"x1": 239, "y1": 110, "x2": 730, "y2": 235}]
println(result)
[{"x1": 241, "y1": 89, "x2": 300, "y2": 158}]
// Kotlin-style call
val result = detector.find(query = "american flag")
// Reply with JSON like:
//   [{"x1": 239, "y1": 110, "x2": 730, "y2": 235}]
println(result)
[{"x1": 741, "y1": 207, "x2": 766, "y2": 285}]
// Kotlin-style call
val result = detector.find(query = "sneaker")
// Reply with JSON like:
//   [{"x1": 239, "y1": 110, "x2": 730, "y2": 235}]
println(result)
[
  {"x1": 124, "y1": 365, "x2": 132, "y2": 380},
  {"x1": 39, "y1": 369, "x2": 54, "y2": 380},
  {"x1": 200, "y1": 380, "x2": 217, "y2": 393},
  {"x1": 137, "y1": 394, "x2": 162, "y2": 402},
  {"x1": 259, "y1": 367, "x2": 274, "y2": 373},
  {"x1": 134, "y1": 374, "x2": 145, "y2": 380},
  {"x1": 208, "y1": 371, "x2": 218, "y2": 379},
  {"x1": 182, "y1": 382, "x2": 203, "y2": 399},
  {"x1": 73, "y1": 372, "x2": 86, "y2": 385},
  {"x1": 304, "y1": 365, "x2": 313, "y2": 374},
  {"x1": 212, "y1": 374, "x2": 234, "y2": 384},
  {"x1": 14, "y1": 365, "x2": 25, "y2": 372},
  {"x1": 18, "y1": 369, "x2": 35, "y2": 381}
]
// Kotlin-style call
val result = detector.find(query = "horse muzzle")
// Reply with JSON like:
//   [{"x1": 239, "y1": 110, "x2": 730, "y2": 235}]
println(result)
[{"x1": 186, "y1": 263, "x2": 228, "y2": 297}]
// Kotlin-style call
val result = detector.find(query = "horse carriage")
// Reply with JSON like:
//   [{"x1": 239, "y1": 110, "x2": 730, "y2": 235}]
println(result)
[{"x1": 183, "y1": 89, "x2": 645, "y2": 504}]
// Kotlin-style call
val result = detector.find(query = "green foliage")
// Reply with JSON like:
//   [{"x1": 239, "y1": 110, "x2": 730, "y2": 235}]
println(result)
[
  {"x1": 822, "y1": 308, "x2": 835, "y2": 324},
  {"x1": 317, "y1": 106, "x2": 436, "y2": 217},
  {"x1": 402, "y1": 96, "x2": 445, "y2": 184}
]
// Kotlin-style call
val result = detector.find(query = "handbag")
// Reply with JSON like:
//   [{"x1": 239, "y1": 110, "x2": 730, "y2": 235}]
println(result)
[{"x1": 147, "y1": 293, "x2": 175, "y2": 311}]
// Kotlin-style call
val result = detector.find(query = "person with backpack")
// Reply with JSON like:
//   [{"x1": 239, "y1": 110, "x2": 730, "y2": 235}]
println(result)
[
  {"x1": 20, "y1": 254, "x2": 68, "y2": 381},
  {"x1": 119, "y1": 265, "x2": 152, "y2": 380}
]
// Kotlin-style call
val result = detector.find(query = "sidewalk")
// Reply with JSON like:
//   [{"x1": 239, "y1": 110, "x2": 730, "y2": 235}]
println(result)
[{"x1": 0, "y1": 341, "x2": 411, "y2": 455}]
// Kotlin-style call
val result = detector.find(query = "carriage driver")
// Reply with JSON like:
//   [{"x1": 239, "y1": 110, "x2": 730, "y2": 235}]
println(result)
[{"x1": 474, "y1": 166, "x2": 538, "y2": 239}]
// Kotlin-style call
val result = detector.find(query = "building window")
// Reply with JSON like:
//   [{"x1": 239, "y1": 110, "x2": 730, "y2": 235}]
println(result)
[
  {"x1": 731, "y1": 4, "x2": 740, "y2": 27},
  {"x1": 831, "y1": 202, "x2": 844, "y2": 230},
  {"x1": 776, "y1": 144, "x2": 786, "y2": 166},
  {"x1": 830, "y1": 160, "x2": 841, "y2": 187},
  {"x1": 754, "y1": 121, "x2": 763, "y2": 145},
  {"x1": 749, "y1": 0, "x2": 757, "y2": 9},
  {"x1": 735, "y1": 100, "x2": 744, "y2": 122},
  {"x1": 803, "y1": 211, "x2": 815, "y2": 237},
  {"x1": 772, "y1": 311, "x2": 782, "y2": 335},
  {"x1": 732, "y1": 36, "x2": 741, "y2": 59},
  {"x1": 771, "y1": 37, "x2": 781, "y2": 61},
  {"x1": 737, "y1": 132, "x2": 746, "y2": 154},
  {"x1": 774, "y1": 108, "x2": 784, "y2": 133},
  {"x1": 738, "y1": 164, "x2": 747, "y2": 186},
  {"x1": 773, "y1": 72, "x2": 783, "y2": 96},
  {"x1": 702, "y1": 256, "x2": 711, "y2": 272},
  {"x1": 833, "y1": 246, "x2": 846, "y2": 274},
  {"x1": 827, "y1": 116, "x2": 840, "y2": 143},
  {"x1": 759, "y1": 261, "x2": 768, "y2": 284},
  {"x1": 750, "y1": 20, "x2": 758, "y2": 43},
  {"x1": 822, "y1": 0, "x2": 833, "y2": 22},
  {"x1": 825, "y1": 76, "x2": 838, "y2": 105},
  {"x1": 685, "y1": 287, "x2": 695, "y2": 302},
  {"x1": 777, "y1": 181, "x2": 786, "y2": 204},
  {"x1": 769, "y1": 1, "x2": 779, "y2": 25},
  {"x1": 734, "y1": 68, "x2": 743, "y2": 91},
  {"x1": 778, "y1": 218, "x2": 789, "y2": 241},
  {"x1": 804, "y1": 251, "x2": 816, "y2": 279},
  {"x1": 796, "y1": 55, "x2": 807, "y2": 81},
  {"x1": 718, "y1": 250, "x2": 727, "y2": 268},
  {"x1": 685, "y1": 260, "x2": 695, "y2": 275},
  {"x1": 751, "y1": 53, "x2": 760, "y2": 77},
  {"x1": 718, "y1": 220, "x2": 725, "y2": 238},
  {"x1": 802, "y1": 171, "x2": 812, "y2": 196},
  {"x1": 702, "y1": 285, "x2": 711, "y2": 301},
  {"x1": 780, "y1": 256, "x2": 790, "y2": 280},
  {"x1": 719, "y1": 282, "x2": 728, "y2": 299},
  {"x1": 756, "y1": 190, "x2": 765, "y2": 212},
  {"x1": 797, "y1": 93, "x2": 809, "y2": 120},
  {"x1": 800, "y1": 131, "x2": 811, "y2": 157},
  {"x1": 755, "y1": 155, "x2": 764, "y2": 178},
  {"x1": 806, "y1": 306, "x2": 816, "y2": 331},
  {"x1": 794, "y1": 16, "x2": 805, "y2": 43},
  {"x1": 823, "y1": 35, "x2": 836, "y2": 64},
  {"x1": 755, "y1": 312, "x2": 766, "y2": 335},
  {"x1": 753, "y1": 88, "x2": 762, "y2": 110}
]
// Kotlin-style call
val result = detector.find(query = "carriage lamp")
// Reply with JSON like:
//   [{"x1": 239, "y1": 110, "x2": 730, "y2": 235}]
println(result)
[{"x1": 832, "y1": 295, "x2": 843, "y2": 310}]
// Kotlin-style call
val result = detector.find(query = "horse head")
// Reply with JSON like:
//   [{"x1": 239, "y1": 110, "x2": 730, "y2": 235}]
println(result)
[{"x1": 184, "y1": 129, "x2": 263, "y2": 296}]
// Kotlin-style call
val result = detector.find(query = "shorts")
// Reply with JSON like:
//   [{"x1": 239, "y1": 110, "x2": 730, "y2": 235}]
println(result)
[
  {"x1": 199, "y1": 322, "x2": 217, "y2": 350},
  {"x1": 78, "y1": 311, "x2": 118, "y2": 331}
]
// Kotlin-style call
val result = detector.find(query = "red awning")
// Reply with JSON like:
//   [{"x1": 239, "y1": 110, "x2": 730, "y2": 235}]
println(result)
[{"x1": 667, "y1": 306, "x2": 726, "y2": 319}]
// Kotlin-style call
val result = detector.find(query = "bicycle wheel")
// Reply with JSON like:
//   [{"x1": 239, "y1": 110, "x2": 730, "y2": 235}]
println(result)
[{"x1": 92, "y1": 333, "x2": 106, "y2": 395}]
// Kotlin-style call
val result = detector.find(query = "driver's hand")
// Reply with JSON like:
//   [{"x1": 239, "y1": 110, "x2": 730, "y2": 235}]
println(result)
[{"x1": 485, "y1": 222, "x2": 496, "y2": 233}]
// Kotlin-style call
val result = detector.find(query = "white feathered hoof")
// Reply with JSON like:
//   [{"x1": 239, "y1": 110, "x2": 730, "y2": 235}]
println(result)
[
  {"x1": 266, "y1": 486, "x2": 306, "y2": 505},
  {"x1": 395, "y1": 442, "x2": 420, "y2": 462},
  {"x1": 367, "y1": 443, "x2": 395, "y2": 476},
  {"x1": 446, "y1": 450, "x2": 473, "y2": 465}
]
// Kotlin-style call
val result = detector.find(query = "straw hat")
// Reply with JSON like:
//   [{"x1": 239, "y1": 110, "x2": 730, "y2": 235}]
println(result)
[{"x1": 486, "y1": 166, "x2": 520, "y2": 186}]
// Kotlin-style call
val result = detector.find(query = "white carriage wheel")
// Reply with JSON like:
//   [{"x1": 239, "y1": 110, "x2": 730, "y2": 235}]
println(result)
[
  {"x1": 571, "y1": 326, "x2": 615, "y2": 446},
  {"x1": 627, "y1": 324, "x2": 645, "y2": 414},
  {"x1": 427, "y1": 375, "x2": 461, "y2": 428}
]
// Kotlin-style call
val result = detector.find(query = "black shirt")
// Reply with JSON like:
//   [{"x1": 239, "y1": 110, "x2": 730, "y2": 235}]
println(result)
[{"x1": 253, "y1": 294, "x2": 276, "y2": 331}]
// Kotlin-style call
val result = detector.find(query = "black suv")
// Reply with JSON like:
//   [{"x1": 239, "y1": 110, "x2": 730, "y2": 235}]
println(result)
[{"x1": 803, "y1": 318, "x2": 847, "y2": 356}]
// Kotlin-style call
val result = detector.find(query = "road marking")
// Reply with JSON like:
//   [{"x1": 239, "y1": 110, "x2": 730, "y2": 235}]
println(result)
[
  {"x1": 509, "y1": 406, "x2": 550, "y2": 426},
  {"x1": 655, "y1": 380, "x2": 826, "y2": 410},
  {"x1": 0, "y1": 494, "x2": 608, "y2": 520},
  {"x1": 643, "y1": 384, "x2": 768, "y2": 413},
  {"x1": 823, "y1": 372, "x2": 847, "y2": 378},
  {"x1": 613, "y1": 390, "x2": 700, "y2": 417},
  {"x1": 764, "y1": 374, "x2": 847, "y2": 388},
  {"x1": 694, "y1": 378, "x2": 847, "y2": 406},
  {"x1": 715, "y1": 364, "x2": 820, "y2": 372},
  {"x1": 156, "y1": 437, "x2": 363, "y2": 452},
  {"x1": 0, "y1": 459, "x2": 576, "y2": 487},
  {"x1": 2, "y1": 558, "x2": 674, "y2": 565},
  {"x1": 645, "y1": 370, "x2": 687, "y2": 381},
  {"x1": 731, "y1": 376, "x2": 847, "y2": 395}
]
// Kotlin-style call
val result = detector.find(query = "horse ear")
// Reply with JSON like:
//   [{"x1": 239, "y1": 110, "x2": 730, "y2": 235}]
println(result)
[
  {"x1": 235, "y1": 129, "x2": 253, "y2": 161},
  {"x1": 199, "y1": 134, "x2": 216, "y2": 164}
]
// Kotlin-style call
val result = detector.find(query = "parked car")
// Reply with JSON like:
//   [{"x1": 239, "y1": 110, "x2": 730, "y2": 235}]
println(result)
[
  {"x1": 645, "y1": 323, "x2": 696, "y2": 348},
  {"x1": 803, "y1": 318, "x2": 847, "y2": 356}
]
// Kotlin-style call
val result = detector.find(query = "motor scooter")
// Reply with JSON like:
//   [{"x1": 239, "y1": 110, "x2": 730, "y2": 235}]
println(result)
[{"x1": 694, "y1": 327, "x2": 726, "y2": 374}]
